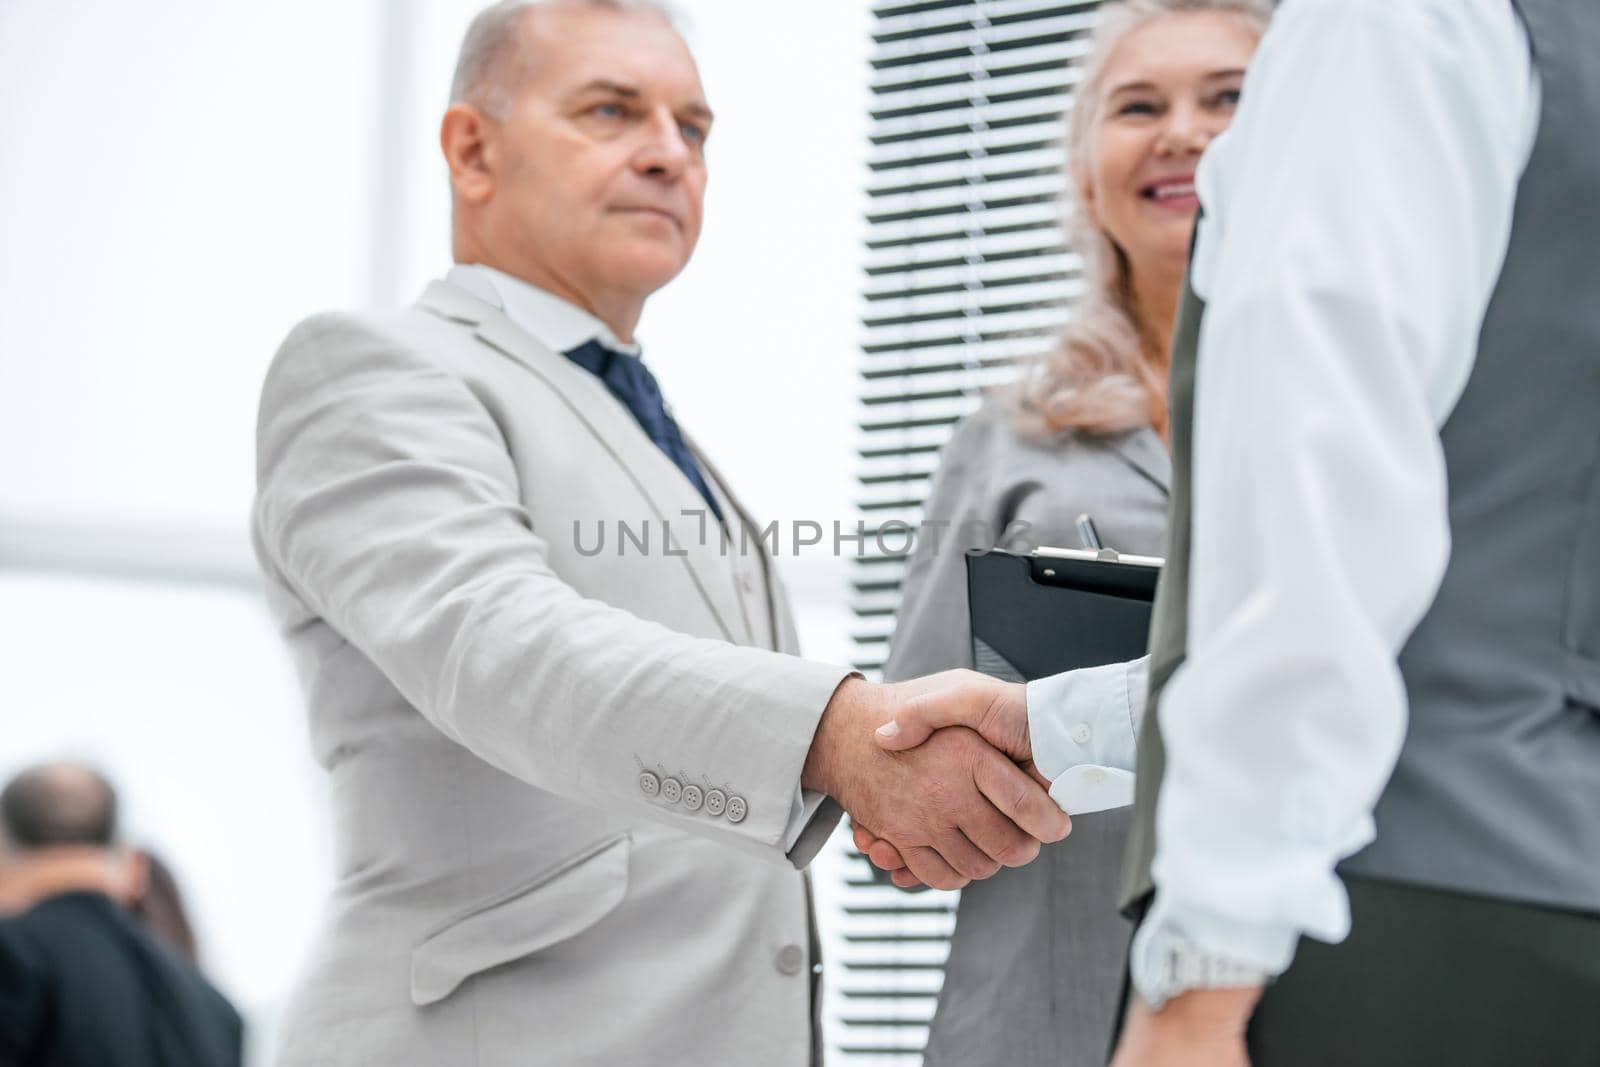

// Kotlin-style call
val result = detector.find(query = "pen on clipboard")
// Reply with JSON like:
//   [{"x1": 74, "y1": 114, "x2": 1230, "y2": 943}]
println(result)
[{"x1": 1075, "y1": 514, "x2": 1103, "y2": 551}]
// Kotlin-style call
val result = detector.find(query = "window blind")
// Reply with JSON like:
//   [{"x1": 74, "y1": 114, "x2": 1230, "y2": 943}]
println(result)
[{"x1": 830, "y1": 3, "x2": 1103, "y2": 1063}]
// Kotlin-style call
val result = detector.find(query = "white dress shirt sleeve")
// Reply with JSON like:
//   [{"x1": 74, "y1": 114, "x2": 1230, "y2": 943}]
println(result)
[
  {"x1": 1027, "y1": 657, "x2": 1148, "y2": 814},
  {"x1": 1129, "y1": 0, "x2": 1538, "y2": 1000}
]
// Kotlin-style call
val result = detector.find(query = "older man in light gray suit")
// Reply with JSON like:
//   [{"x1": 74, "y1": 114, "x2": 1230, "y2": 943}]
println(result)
[{"x1": 252, "y1": 2, "x2": 1070, "y2": 1064}]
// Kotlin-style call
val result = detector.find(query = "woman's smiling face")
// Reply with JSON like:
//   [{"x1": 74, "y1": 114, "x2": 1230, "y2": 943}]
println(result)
[{"x1": 1079, "y1": 11, "x2": 1260, "y2": 281}]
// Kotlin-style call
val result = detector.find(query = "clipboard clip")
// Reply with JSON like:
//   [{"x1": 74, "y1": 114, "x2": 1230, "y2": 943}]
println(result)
[{"x1": 1031, "y1": 545, "x2": 1166, "y2": 568}]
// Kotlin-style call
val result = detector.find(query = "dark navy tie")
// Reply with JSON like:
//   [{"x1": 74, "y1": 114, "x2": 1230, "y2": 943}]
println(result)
[{"x1": 563, "y1": 339, "x2": 725, "y2": 525}]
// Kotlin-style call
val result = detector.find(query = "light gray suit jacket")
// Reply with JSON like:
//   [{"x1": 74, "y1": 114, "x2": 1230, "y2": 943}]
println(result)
[
  {"x1": 252, "y1": 277, "x2": 852, "y2": 1066},
  {"x1": 882, "y1": 403, "x2": 1170, "y2": 1067}
]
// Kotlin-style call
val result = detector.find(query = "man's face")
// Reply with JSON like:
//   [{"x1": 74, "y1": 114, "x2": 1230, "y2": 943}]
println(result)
[{"x1": 483, "y1": 7, "x2": 711, "y2": 305}]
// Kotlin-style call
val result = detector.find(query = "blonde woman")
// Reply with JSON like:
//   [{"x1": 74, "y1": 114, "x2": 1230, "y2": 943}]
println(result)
[{"x1": 873, "y1": 3, "x2": 1269, "y2": 1063}]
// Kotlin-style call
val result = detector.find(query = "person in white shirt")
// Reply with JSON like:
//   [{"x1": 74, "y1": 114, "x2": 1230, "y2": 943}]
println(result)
[
  {"x1": 868, "y1": 4, "x2": 1268, "y2": 1064},
  {"x1": 860, "y1": 0, "x2": 1600, "y2": 1063}
]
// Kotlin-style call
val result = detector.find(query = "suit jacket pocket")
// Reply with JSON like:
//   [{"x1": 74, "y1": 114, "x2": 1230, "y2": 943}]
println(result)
[{"x1": 410, "y1": 834, "x2": 630, "y2": 1006}]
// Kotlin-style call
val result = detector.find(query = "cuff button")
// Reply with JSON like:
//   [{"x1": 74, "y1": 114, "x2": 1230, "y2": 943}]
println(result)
[
  {"x1": 726, "y1": 795, "x2": 747, "y2": 824},
  {"x1": 1071, "y1": 723, "x2": 1093, "y2": 745},
  {"x1": 705, "y1": 789, "x2": 727, "y2": 816},
  {"x1": 681, "y1": 784, "x2": 704, "y2": 812},
  {"x1": 661, "y1": 777, "x2": 683, "y2": 804},
  {"x1": 638, "y1": 772, "x2": 661, "y2": 797}
]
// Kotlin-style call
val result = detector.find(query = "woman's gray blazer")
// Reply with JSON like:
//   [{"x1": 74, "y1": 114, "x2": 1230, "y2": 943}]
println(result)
[{"x1": 881, "y1": 402, "x2": 1170, "y2": 1067}]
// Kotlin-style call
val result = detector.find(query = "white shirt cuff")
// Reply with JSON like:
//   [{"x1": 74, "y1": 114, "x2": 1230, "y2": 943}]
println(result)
[
  {"x1": 781, "y1": 787, "x2": 828, "y2": 851},
  {"x1": 1049, "y1": 765, "x2": 1136, "y2": 815},
  {"x1": 1026, "y1": 657, "x2": 1147, "y2": 815}
]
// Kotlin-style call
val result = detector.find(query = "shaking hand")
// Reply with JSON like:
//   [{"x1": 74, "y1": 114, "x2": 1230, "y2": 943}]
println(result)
[
  {"x1": 803, "y1": 671, "x2": 1067, "y2": 891},
  {"x1": 842, "y1": 670, "x2": 1056, "y2": 887}
]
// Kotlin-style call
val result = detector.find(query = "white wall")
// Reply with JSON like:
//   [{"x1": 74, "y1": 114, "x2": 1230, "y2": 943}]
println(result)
[
  {"x1": 0, "y1": 0, "x2": 383, "y2": 534},
  {"x1": 0, "y1": 1, "x2": 868, "y2": 1061}
]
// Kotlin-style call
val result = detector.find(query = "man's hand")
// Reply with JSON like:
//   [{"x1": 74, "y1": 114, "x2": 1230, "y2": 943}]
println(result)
[
  {"x1": 873, "y1": 668, "x2": 1033, "y2": 766},
  {"x1": 850, "y1": 820, "x2": 926, "y2": 890},
  {"x1": 804, "y1": 674, "x2": 1068, "y2": 891},
  {"x1": 848, "y1": 670, "x2": 1041, "y2": 886},
  {"x1": 1109, "y1": 989, "x2": 1261, "y2": 1067}
]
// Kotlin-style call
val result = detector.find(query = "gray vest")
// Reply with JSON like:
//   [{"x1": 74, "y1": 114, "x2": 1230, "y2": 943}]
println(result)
[{"x1": 1123, "y1": 0, "x2": 1600, "y2": 917}]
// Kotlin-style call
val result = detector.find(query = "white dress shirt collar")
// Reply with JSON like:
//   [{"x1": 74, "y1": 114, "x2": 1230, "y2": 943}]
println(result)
[{"x1": 446, "y1": 263, "x2": 642, "y2": 357}]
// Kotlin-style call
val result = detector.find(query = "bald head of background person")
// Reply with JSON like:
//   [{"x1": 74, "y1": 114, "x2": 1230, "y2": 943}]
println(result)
[
  {"x1": 0, "y1": 762, "x2": 148, "y2": 916},
  {"x1": 441, "y1": 0, "x2": 708, "y2": 343}
]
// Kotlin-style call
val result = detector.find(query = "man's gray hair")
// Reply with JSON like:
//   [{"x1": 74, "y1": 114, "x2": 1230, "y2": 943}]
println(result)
[{"x1": 450, "y1": 0, "x2": 680, "y2": 118}]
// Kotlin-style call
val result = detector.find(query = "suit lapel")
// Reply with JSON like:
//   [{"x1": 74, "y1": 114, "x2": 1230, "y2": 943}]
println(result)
[
  {"x1": 417, "y1": 279, "x2": 749, "y2": 644},
  {"x1": 682, "y1": 431, "x2": 778, "y2": 643},
  {"x1": 1104, "y1": 427, "x2": 1173, "y2": 496}
]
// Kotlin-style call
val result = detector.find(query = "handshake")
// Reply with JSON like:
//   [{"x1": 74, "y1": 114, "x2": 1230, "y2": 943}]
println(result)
[{"x1": 799, "y1": 670, "x2": 1066, "y2": 890}]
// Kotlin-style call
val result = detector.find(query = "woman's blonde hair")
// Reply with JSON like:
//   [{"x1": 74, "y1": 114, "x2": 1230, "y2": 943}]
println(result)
[{"x1": 1012, "y1": 0, "x2": 1271, "y2": 439}]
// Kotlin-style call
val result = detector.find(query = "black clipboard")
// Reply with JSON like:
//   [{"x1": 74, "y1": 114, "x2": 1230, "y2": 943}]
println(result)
[{"x1": 966, "y1": 547, "x2": 1161, "y2": 683}]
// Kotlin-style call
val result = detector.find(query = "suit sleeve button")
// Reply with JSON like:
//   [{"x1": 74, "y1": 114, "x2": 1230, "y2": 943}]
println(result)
[
  {"x1": 638, "y1": 772, "x2": 661, "y2": 797},
  {"x1": 705, "y1": 789, "x2": 727, "y2": 816},
  {"x1": 661, "y1": 777, "x2": 683, "y2": 804},
  {"x1": 726, "y1": 795, "x2": 747, "y2": 823},
  {"x1": 681, "y1": 784, "x2": 704, "y2": 811}
]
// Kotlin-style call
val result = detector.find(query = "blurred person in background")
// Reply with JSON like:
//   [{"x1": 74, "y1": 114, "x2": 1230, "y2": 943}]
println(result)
[
  {"x1": 868, "y1": 2, "x2": 1268, "y2": 1064},
  {"x1": 0, "y1": 762, "x2": 243, "y2": 1067},
  {"x1": 252, "y1": 1, "x2": 1067, "y2": 1064}
]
